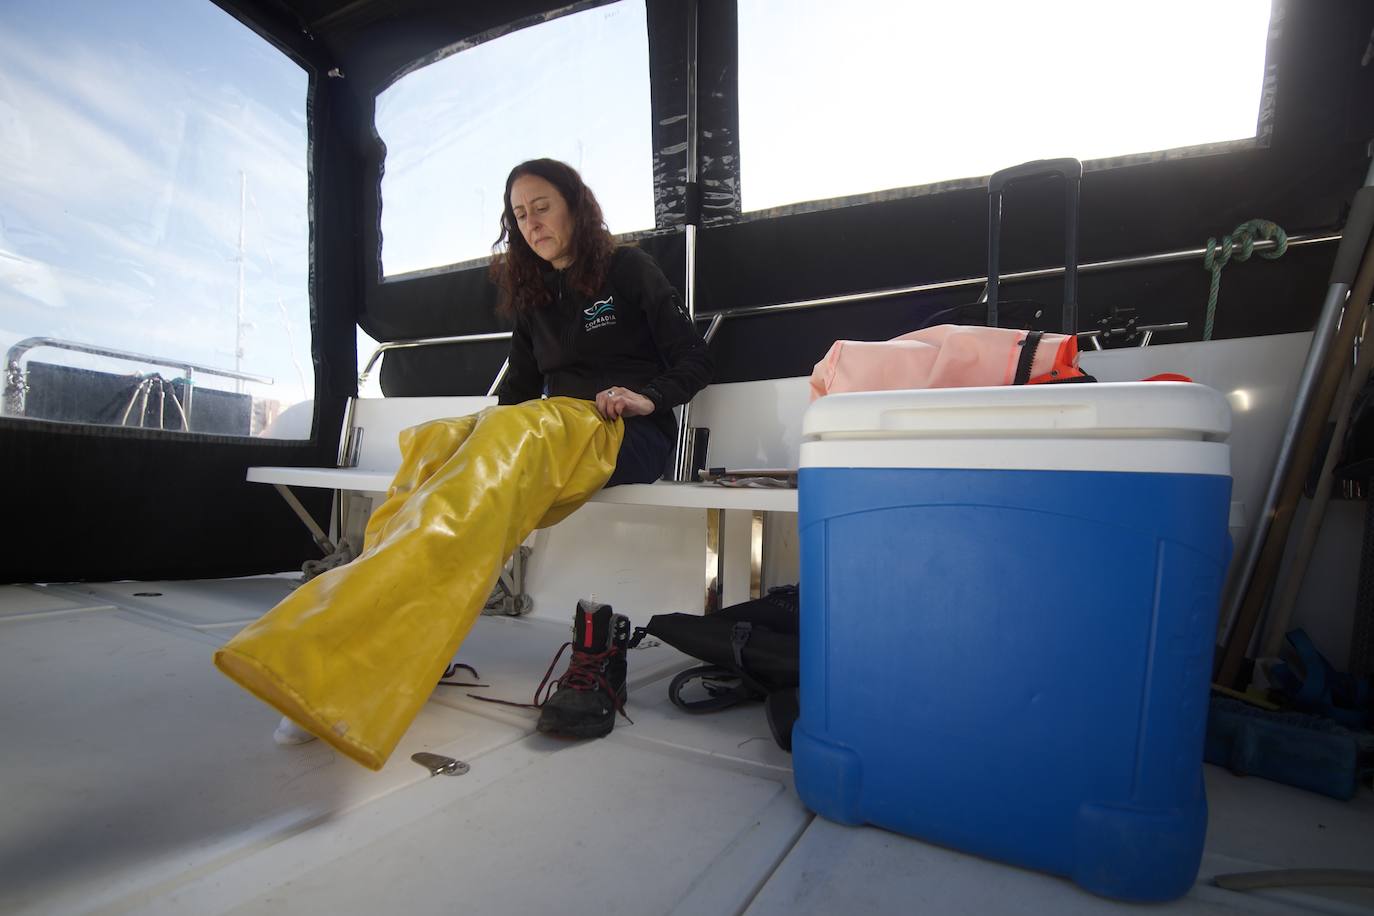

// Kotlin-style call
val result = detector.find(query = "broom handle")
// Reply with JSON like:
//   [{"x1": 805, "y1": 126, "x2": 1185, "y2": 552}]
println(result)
[{"x1": 1260, "y1": 299, "x2": 1374, "y2": 658}]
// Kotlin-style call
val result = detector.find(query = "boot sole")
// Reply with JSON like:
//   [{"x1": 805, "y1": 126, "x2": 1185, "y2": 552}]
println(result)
[
  {"x1": 534, "y1": 684, "x2": 627, "y2": 740},
  {"x1": 536, "y1": 715, "x2": 615, "y2": 740}
]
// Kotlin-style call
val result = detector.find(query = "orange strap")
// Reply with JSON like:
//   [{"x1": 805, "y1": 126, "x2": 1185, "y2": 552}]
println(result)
[{"x1": 1028, "y1": 334, "x2": 1089, "y2": 384}]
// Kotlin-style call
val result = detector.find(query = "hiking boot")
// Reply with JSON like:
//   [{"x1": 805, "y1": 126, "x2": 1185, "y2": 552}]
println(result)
[{"x1": 536, "y1": 599, "x2": 631, "y2": 739}]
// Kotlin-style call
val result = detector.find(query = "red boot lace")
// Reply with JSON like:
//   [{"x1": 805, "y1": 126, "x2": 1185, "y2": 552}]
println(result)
[
  {"x1": 537, "y1": 643, "x2": 631, "y2": 722},
  {"x1": 467, "y1": 641, "x2": 632, "y2": 723}
]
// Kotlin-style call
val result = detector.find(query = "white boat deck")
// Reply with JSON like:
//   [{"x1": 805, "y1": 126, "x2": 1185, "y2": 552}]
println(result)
[{"x1": 2, "y1": 577, "x2": 1371, "y2": 916}]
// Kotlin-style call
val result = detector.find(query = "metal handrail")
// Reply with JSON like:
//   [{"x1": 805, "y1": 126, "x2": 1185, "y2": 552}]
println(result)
[
  {"x1": 357, "y1": 331, "x2": 514, "y2": 389},
  {"x1": 343, "y1": 331, "x2": 513, "y2": 466},
  {"x1": 4, "y1": 336, "x2": 273, "y2": 422},
  {"x1": 354, "y1": 231, "x2": 1342, "y2": 402},
  {"x1": 340, "y1": 229, "x2": 1342, "y2": 473},
  {"x1": 700, "y1": 232, "x2": 1340, "y2": 342}
]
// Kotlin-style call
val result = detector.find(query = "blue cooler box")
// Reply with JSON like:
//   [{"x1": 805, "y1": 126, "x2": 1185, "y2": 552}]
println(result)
[{"x1": 793, "y1": 382, "x2": 1232, "y2": 902}]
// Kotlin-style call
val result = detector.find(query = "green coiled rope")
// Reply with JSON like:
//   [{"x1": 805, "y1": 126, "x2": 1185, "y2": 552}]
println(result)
[{"x1": 1203, "y1": 219, "x2": 1288, "y2": 340}]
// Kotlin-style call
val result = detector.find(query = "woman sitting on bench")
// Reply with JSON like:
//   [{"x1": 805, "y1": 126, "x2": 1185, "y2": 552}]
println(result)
[
  {"x1": 494, "y1": 158, "x2": 712, "y2": 487},
  {"x1": 215, "y1": 159, "x2": 712, "y2": 768}
]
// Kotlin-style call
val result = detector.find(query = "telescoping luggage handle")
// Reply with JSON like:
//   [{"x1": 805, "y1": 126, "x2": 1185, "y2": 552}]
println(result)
[{"x1": 986, "y1": 157, "x2": 1083, "y2": 335}]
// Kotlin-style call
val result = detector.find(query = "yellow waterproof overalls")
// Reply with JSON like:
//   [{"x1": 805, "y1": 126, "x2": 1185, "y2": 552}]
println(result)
[{"x1": 215, "y1": 397, "x2": 623, "y2": 770}]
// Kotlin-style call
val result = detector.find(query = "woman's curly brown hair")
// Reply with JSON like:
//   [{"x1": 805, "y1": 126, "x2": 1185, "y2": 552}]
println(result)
[{"x1": 489, "y1": 159, "x2": 616, "y2": 319}]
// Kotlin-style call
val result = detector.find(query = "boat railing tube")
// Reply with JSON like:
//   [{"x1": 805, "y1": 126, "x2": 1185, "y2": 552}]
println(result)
[{"x1": 3, "y1": 336, "x2": 272, "y2": 425}]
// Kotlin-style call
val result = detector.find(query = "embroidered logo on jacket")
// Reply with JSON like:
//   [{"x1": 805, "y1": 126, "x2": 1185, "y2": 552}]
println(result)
[{"x1": 583, "y1": 296, "x2": 617, "y2": 331}]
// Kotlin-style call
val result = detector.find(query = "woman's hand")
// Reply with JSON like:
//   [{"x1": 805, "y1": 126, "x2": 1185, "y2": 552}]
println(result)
[{"x1": 595, "y1": 386, "x2": 655, "y2": 420}]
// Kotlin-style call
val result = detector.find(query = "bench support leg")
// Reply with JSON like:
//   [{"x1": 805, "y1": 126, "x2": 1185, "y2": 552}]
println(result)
[
  {"x1": 483, "y1": 544, "x2": 534, "y2": 616},
  {"x1": 707, "y1": 509, "x2": 771, "y2": 612},
  {"x1": 271, "y1": 483, "x2": 337, "y2": 556},
  {"x1": 706, "y1": 508, "x2": 724, "y2": 613},
  {"x1": 750, "y1": 510, "x2": 765, "y2": 600}
]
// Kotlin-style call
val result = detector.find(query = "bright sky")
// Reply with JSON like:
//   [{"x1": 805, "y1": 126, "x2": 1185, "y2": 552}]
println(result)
[
  {"x1": 375, "y1": 1, "x2": 656, "y2": 278},
  {"x1": 737, "y1": 0, "x2": 1273, "y2": 210},
  {"x1": 0, "y1": 0, "x2": 310, "y2": 412}
]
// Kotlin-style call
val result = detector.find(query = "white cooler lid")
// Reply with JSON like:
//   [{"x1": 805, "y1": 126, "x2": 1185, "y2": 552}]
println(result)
[
  {"x1": 801, "y1": 382, "x2": 1232, "y2": 475},
  {"x1": 804, "y1": 382, "x2": 1230, "y2": 440}
]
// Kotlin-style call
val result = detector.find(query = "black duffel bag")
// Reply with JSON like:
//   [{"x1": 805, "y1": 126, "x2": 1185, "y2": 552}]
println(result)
[{"x1": 631, "y1": 585, "x2": 800, "y2": 751}]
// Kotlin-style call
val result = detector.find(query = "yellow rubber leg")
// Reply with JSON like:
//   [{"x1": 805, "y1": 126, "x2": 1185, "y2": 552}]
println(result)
[{"x1": 215, "y1": 397, "x2": 624, "y2": 770}]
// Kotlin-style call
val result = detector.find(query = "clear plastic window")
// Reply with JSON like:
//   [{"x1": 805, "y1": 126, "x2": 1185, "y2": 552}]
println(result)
[
  {"x1": 376, "y1": 1, "x2": 655, "y2": 278},
  {"x1": 0, "y1": 0, "x2": 311, "y2": 438},
  {"x1": 738, "y1": 0, "x2": 1274, "y2": 213}
]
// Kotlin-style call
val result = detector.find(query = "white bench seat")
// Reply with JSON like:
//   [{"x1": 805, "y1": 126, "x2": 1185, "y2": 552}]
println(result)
[
  {"x1": 248, "y1": 385, "x2": 811, "y2": 614},
  {"x1": 247, "y1": 337, "x2": 1315, "y2": 619},
  {"x1": 247, "y1": 465, "x2": 798, "y2": 513}
]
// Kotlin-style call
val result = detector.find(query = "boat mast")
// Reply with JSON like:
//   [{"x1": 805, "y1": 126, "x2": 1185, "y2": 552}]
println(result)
[{"x1": 235, "y1": 169, "x2": 246, "y2": 394}]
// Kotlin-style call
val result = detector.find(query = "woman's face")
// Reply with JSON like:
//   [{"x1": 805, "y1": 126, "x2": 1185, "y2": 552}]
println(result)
[{"x1": 509, "y1": 174, "x2": 575, "y2": 269}]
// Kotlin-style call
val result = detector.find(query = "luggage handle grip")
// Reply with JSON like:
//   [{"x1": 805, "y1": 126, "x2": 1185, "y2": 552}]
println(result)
[
  {"x1": 988, "y1": 158, "x2": 1083, "y2": 194},
  {"x1": 987, "y1": 158, "x2": 1083, "y2": 335}
]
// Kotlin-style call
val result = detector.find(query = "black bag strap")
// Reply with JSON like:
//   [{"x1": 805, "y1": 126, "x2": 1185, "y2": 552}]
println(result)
[
  {"x1": 1013, "y1": 330, "x2": 1043, "y2": 385},
  {"x1": 729, "y1": 621, "x2": 751, "y2": 669},
  {"x1": 664, "y1": 621, "x2": 775, "y2": 713},
  {"x1": 668, "y1": 665, "x2": 765, "y2": 714}
]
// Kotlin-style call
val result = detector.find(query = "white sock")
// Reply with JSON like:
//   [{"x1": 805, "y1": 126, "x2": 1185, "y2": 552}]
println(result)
[{"x1": 273, "y1": 716, "x2": 318, "y2": 746}]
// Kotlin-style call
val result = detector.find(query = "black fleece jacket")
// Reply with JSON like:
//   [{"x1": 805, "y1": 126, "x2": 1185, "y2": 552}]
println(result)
[{"x1": 495, "y1": 246, "x2": 713, "y2": 439}]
